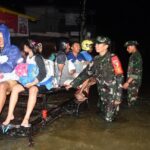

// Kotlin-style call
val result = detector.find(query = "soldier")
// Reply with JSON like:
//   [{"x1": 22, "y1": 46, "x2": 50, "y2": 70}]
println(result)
[
  {"x1": 123, "y1": 41, "x2": 143, "y2": 107},
  {"x1": 66, "y1": 36, "x2": 124, "y2": 122}
]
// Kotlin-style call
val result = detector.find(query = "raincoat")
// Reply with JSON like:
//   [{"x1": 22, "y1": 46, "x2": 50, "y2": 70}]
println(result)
[{"x1": 0, "y1": 24, "x2": 21, "y2": 73}]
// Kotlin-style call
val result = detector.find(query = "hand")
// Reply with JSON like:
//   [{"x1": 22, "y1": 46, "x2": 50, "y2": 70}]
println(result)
[
  {"x1": 123, "y1": 82, "x2": 129, "y2": 89},
  {"x1": 75, "y1": 92, "x2": 87, "y2": 101},
  {"x1": 75, "y1": 89, "x2": 81, "y2": 94},
  {"x1": 24, "y1": 83, "x2": 34, "y2": 88},
  {"x1": 25, "y1": 79, "x2": 38, "y2": 88},
  {"x1": 114, "y1": 100, "x2": 121, "y2": 105},
  {"x1": 65, "y1": 84, "x2": 72, "y2": 90}
]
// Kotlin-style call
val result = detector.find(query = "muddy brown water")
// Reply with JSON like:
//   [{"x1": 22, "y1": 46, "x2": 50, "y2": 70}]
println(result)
[{"x1": 0, "y1": 86, "x2": 149, "y2": 150}]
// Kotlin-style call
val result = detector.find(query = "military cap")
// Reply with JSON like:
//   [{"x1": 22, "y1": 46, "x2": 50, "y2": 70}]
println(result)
[
  {"x1": 124, "y1": 41, "x2": 139, "y2": 47},
  {"x1": 95, "y1": 36, "x2": 111, "y2": 45}
]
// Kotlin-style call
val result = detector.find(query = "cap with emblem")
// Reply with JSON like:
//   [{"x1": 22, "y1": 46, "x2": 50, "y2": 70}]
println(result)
[{"x1": 95, "y1": 36, "x2": 111, "y2": 46}]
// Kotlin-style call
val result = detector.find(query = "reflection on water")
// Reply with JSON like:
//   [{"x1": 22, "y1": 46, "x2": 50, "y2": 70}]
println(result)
[{"x1": 0, "y1": 89, "x2": 150, "y2": 150}]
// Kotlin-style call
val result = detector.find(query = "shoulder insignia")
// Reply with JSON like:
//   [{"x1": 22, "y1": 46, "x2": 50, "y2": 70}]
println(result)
[{"x1": 111, "y1": 55, "x2": 123, "y2": 75}]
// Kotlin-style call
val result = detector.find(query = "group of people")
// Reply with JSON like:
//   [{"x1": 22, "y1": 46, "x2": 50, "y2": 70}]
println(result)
[
  {"x1": 0, "y1": 23, "x2": 143, "y2": 132},
  {"x1": 66, "y1": 37, "x2": 143, "y2": 122}
]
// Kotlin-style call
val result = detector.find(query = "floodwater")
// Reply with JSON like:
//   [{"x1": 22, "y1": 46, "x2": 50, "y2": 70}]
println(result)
[{"x1": 0, "y1": 86, "x2": 150, "y2": 150}]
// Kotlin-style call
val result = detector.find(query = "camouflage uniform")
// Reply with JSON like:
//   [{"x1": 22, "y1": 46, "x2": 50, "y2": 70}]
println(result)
[
  {"x1": 71, "y1": 51, "x2": 124, "y2": 122},
  {"x1": 127, "y1": 51, "x2": 142, "y2": 105}
]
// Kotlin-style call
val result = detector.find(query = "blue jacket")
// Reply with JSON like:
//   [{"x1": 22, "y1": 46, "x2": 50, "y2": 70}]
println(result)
[
  {"x1": 80, "y1": 51, "x2": 93, "y2": 62},
  {"x1": 67, "y1": 52, "x2": 86, "y2": 63},
  {"x1": 0, "y1": 24, "x2": 21, "y2": 73}
]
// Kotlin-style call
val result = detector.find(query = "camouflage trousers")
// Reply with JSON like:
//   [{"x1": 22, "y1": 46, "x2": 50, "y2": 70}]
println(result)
[
  {"x1": 97, "y1": 95, "x2": 119, "y2": 122},
  {"x1": 127, "y1": 82, "x2": 140, "y2": 106}
]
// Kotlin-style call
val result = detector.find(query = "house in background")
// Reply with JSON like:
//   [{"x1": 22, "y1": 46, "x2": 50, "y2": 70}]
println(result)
[
  {"x1": 0, "y1": 4, "x2": 95, "y2": 40},
  {"x1": 25, "y1": 5, "x2": 95, "y2": 40},
  {"x1": 25, "y1": 6, "x2": 79, "y2": 39},
  {"x1": 0, "y1": 7, "x2": 36, "y2": 36}
]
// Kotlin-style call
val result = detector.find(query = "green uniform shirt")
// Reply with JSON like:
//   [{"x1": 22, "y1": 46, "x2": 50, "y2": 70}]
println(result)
[
  {"x1": 127, "y1": 51, "x2": 143, "y2": 86},
  {"x1": 71, "y1": 51, "x2": 124, "y2": 101}
]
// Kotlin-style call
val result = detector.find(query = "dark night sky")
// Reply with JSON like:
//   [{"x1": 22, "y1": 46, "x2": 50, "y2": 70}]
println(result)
[
  {"x1": 1, "y1": 0, "x2": 149, "y2": 46},
  {"x1": 1, "y1": 0, "x2": 150, "y2": 83},
  {"x1": 1, "y1": 0, "x2": 149, "y2": 39},
  {"x1": 1, "y1": 0, "x2": 149, "y2": 35}
]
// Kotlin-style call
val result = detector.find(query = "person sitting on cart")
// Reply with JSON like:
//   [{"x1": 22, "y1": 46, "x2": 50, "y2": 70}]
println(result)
[{"x1": 2, "y1": 39, "x2": 49, "y2": 130}]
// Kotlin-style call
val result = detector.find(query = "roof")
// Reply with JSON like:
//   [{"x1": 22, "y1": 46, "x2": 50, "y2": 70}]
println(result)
[{"x1": 0, "y1": 7, "x2": 36, "y2": 21}]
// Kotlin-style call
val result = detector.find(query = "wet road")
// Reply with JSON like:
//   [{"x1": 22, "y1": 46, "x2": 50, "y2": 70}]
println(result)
[{"x1": 0, "y1": 86, "x2": 150, "y2": 150}]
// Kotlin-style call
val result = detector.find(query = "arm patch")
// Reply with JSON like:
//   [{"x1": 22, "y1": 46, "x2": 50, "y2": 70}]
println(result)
[{"x1": 111, "y1": 55, "x2": 123, "y2": 75}]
